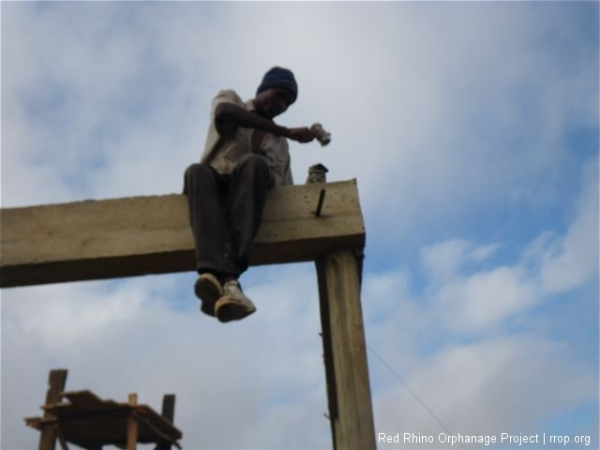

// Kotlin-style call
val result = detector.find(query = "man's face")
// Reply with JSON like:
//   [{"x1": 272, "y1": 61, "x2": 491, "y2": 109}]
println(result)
[{"x1": 255, "y1": 88, "x2": 295, "y2": 119}]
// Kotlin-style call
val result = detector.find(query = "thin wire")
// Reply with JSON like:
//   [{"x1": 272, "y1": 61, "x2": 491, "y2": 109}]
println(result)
[{"x1": 367, "y1": 344, "x2": 467, "y2": 450}]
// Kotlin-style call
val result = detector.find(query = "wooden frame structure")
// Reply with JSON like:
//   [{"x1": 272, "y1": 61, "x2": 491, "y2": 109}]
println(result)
[
  {"x1": 1, "y1": 179, "x2": 376, "y2": 449},
  {"x1": 25, "y1": 369, "x2": 182, "y2": 450}
]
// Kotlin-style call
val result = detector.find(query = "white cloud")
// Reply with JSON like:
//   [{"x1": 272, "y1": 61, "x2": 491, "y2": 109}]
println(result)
[
  {"x1": 419, "y1": 240, "x2": 500, "y2": 285},
  {"x1": 374, "y1": 335, "x2": 596, "y2": 445},
  {"x1": 420, "y1": 240, "x2": 472, "y2": 283},
  {"x1": 435, "y1": 266, "x2": 538, "y2": 333},
  {"x1": 416, "y1": 158, "x2": 598, "y2": 335},
  {"x1": 540, "y1": 159, "x2": 599, "y2": 295},
  {"x1": 2, "y1": 281, "x2": 147, "y2": 352}
]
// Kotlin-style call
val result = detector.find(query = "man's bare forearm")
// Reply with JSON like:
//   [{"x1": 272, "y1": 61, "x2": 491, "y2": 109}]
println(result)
[
  {"x1": 215, "y1": 103, "x2": 289, "y2": 137},
  {"x1": 215, "y1": 102, "x2": 316, "y2": 143}
]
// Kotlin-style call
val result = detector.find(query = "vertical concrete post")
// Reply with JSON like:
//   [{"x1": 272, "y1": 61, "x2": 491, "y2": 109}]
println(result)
[{"x1": 316, "y1": 249, "x2": 376, "y2": 450}]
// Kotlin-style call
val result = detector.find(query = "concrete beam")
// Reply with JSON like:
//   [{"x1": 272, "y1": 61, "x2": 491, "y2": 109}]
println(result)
[{"x1": 0, "y1": 180, "x2": 365, "y2": 287}]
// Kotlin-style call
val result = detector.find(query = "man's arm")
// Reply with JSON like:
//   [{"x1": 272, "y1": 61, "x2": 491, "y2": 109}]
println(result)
[{"x1": 215, "y1": 103, "x2": 315, "y2": 143}]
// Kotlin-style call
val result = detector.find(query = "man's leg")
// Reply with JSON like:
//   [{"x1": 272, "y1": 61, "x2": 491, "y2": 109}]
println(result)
[
  {"x1": 214, "y1": 154, "x2": 273, "y2": 323},
  {"x1": 184, "y1": 163, "x2": 239, "y2": 316},
  {"x1": 184, "y1": 163, "x2": 241, "y2": 276},
  {"x1": 226, "y1": 154, "x2": 274, "y2": 274}
]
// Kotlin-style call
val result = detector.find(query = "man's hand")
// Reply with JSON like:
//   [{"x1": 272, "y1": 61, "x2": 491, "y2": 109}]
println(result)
[{"x1": 286, "y1": 127, "x2": 316, "y2": 143}]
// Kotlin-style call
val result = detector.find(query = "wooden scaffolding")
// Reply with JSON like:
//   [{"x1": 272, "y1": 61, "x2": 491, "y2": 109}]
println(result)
[{"x1": 25, "y1": 369, "x2": 182, "y2": 450}]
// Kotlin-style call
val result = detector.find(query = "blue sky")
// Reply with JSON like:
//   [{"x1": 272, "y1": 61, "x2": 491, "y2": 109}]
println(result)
[{"x1": 1, "y1": 2, "x2": 598, "y2": 449}]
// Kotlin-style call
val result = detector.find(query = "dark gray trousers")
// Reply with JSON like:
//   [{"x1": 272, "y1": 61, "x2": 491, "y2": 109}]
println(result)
[{"x1": 184, "y1": 154, "x2": 274, "y2": 280}]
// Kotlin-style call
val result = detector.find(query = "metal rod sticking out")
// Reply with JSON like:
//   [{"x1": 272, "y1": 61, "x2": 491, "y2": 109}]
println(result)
[{"x1": 316, "y1": 189, "x2": 326, "y2": 217}]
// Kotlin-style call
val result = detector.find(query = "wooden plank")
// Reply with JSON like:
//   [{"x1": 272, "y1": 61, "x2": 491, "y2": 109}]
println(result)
[
  {"x1": 43, "y1": 403, "x2": 181, "y2": 438},
  {"x1": 25, "y1": 416, "x2": 44, "y2": 427},
  {"x1": 160, "y1": 395, "x2": 175, "y2": 423},
  {"x1": 56, "y1": 412, "x2": 130, "y2": 449},
  {"x1": 45, "y1": 402, "x2": 126, "y2": 416},
  {"x1": 132, "y1": 406, "x2": 181, "y2": 437},
  {"x1": 1, "y1": 180, "x2": 365, "y2": 287},
  {"x1": 316, "y1": 250, "x2": 376, "y2": 450},
  {"x1": 56, "y1": 429, "x2": 70, "y2": 450},
  {"x1": 45, "y1": 411, "x2": 180, "y2": 448},
  {"x1": 127, "y1": 394, "x2": 138, "y2": 450},
  {"x1": 39, "y1": 369, "x2": 68, "y2": 450},
  {"x1": 62, "y1": 390, "x2": 103, "y2": 407},
  {"x1": 156, "y1": 394, "x2": 176, "y2": 450}
]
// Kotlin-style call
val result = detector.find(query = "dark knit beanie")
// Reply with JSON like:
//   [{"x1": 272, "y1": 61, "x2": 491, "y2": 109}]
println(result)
[{"x1": 256, "y1": 67, "x2": 298, "y2": 103}]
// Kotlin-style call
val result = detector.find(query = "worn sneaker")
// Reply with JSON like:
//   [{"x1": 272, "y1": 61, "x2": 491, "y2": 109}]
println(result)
[
  {"x1": 195, "y1": 273, "x2": 223, "y2": 317},
  {"x1": 214, "y1": 280, "x2": 257, "y2": 323}
]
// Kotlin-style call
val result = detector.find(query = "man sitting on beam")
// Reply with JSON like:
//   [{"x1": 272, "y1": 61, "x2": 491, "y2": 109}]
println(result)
[{"x1": 184, "y1": 67, "x2": 316, "y2": 323}]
